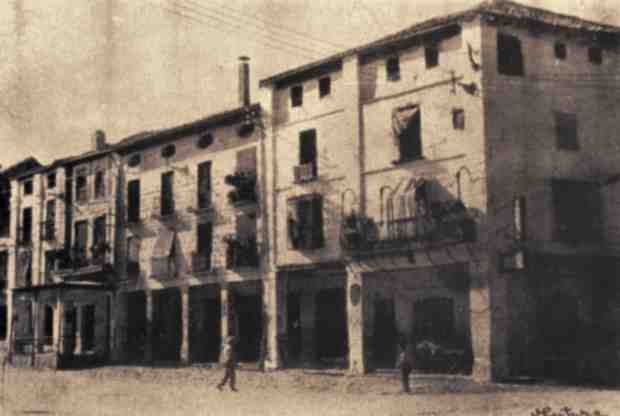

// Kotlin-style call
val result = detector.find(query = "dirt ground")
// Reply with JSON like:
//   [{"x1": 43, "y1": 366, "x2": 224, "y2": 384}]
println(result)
[{"x1": 0, "y1": 365, "x2": 617, "y2": 416}]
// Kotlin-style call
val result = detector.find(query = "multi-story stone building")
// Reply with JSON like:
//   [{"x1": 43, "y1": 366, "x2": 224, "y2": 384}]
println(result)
[
  {"x1": 258, "y1": 0, "x2": 620, "y2": 382},
  {"x1": 112, "y1": 87, "x2": 265, "y2": 365},
  {"x1": 7, "y1": 133, "x2": 119, "y2": 367},
  {"x1": 3, "y1": 0, "x2": 620, "y2": 385}
]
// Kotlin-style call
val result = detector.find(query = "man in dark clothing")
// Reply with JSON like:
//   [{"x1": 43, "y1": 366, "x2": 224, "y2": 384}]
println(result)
[
  {"x1": 217, "y1": 336, "x2": 237, "y2": 392},
  {"x1": 397, "y1": 335, "x2": 415, "y2": 393}
]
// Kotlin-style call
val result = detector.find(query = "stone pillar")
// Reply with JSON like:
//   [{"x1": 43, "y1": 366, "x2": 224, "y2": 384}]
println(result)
[
  {"x1": 180, "y1": 286, "x2": 189, "y2": 364},
  {"x1": 264, "y1": 272, "x2": 286, "y2": 370},
  {"x1": 145, "y1": 290, "x2": 153, "y2": 363},
  {"x1": 300, "y1": 289, "x2": 316, "y2": 365},
  {"x1": 219, "y1": 285, "x2": 230, "y2": 365},
  {"x1": 54, "y1": 296, "x2": 63, "y2": 353},
  {"x1": 469, "y1": 257, "x2": 509, "y2": 382},
  {"x1": 346, "y1": 267, "x2": 366, "y2": 374}
]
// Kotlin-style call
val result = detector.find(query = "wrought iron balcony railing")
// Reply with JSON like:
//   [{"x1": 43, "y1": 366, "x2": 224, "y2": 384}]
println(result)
[
  {"x1": 53, "y1": 244, "x2": 112, "y2": 275},
  {"x1": 224, "y1": 235, "x2": 259, "y2": 269},
  {"x1": 294, "y1": 162, "x2": 317, "y2": 183},
  {"x1": 340, "y1": 201, "x2": 477, "y2": 255}
]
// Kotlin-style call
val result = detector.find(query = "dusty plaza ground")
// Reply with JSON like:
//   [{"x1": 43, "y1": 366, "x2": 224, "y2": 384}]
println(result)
[{"x1": 0, "y1": 366, "x2": 617, "y2": 416}]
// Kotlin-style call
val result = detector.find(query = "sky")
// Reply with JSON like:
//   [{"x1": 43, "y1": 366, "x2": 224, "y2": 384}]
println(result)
[{"x1": 0, "y1": 0, "x2": 617, "y2": 169}]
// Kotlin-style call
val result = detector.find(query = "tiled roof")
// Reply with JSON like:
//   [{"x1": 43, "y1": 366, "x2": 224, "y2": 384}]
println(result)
[
  {"x1": 115, "y1": 103, "x2": 261, "y2": 153},
  {"x1": 259, "y1": 0, "x2": 620, "y2": 87}
]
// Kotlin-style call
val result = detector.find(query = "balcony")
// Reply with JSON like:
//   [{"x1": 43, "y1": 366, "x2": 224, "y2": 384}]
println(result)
[
  {"x1": 340, "y1": 201, "x2": 477, "y2": 257},
  {"x1": 191, "y1": 252, "x2": 212, "y2": 273},
  {"x1": 41, "y1": 220, "x2": 56, "y2": 241},
  {"x1": 224, "y1": 234, "x2": 259, "y2": 269},
  {"x1": 225, "y1": 172, "x2": 258, "y2": 209},
  {"x1": 294, "y1": 162, "x2": 317, "y2": 183},
  {"x1": 52, "y1": 243, "x2": 112, "y2": 282}
]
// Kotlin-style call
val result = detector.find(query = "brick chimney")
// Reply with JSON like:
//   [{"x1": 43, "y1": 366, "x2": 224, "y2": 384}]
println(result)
[
  {"x1": 238, "y1": 56, "x2": 250, "y2": 107},
  {"x1": 92, "y1": 129, "x2": 106, "y2": 151}
]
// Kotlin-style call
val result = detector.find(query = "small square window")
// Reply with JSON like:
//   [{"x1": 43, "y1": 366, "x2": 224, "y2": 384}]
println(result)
[
  {"x1": 319, "y1": 77, "x2": 331, "y2": 98},
  {"x1": 386, "y1": 56, "x2": 400, "y2": 82},
  {"x1": 554, "y1": 42, "x2": 566, "y2": 60},
  {"x1": 497, "y1": 32, "x2": 524, "y2": 76},
  {"x1": 452, "y1": 109, "x2": 465, "y2": 130},
  {"x1": 291, "y1": 85, "x2": 303, "y2": 107},
  {"x1": 588, "y1": 47, "x2": 602, "y2": 65},
  {"x1": 24, "y1": 180, "x2": 33, "y2": 195},
  {"x1": 425, "y1": 45, "x2": 439, "y2": 68}
]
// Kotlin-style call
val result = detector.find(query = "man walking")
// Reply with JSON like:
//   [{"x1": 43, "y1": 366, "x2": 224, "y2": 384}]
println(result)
[
  {"x1": 397, "y1": 335, "x2": 415, "y2": 394},
  {"x1": 216, "y1": 336, "x2": 237, "y2": 392}
]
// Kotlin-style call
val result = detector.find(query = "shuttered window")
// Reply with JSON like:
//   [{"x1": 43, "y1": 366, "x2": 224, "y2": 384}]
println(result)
[
  {"x1": 197, "y1": 161, "x2": 212, "y2": 209},
  {"x1": 161, "y1": 172, "x2": 175, "y2": 216},
  {"x1": 22, "y1": 207, "x2": 32, "y2": 244},
  {"x1": 197, "y1": 222, "x2": 213, "y2": 262},
  {"x1": 127, "y1": 179, "x2": 141, "y2": 223},
  {"x1": 289, "y1": 195, "x2": 324, "y2": 250},
  {"x1": 497, "y1": 32, "x2": 524, "y2": 76}
]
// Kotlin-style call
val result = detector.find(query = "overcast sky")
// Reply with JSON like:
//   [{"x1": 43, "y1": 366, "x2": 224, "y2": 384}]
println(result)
[{"x1": 0, "y1": 0, "x2": 617, "y2": 169}]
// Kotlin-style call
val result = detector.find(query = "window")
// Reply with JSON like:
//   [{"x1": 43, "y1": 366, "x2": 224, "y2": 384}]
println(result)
[
  {"x1": 161, "y1": 171, "x2": 175, "y2": 216},
  {"x1": 554, "y1": 42, "x2": 567, "y2": 60},
  {"x1": 94, "y1": 170, "x2": 105, "y2": 198},
  {"x1": 319, "y1": 77, "x2": 331, "y2": 98},
  {"x1": 161, "y1": 144, "x2": 176, "y2": 159},
  {"x1": 0, "y1": 251, "x2": 7, "y2": 289},
  {"x1": 291, "y1": 85, "x2": 303, "y2": 107},
  {"x1": 552, "y1": 180, "x2": 600, "y2": 244},
  {"x1": 497, "y1": 32, "x2": 524, "y2": 76},
  {"x1": 386, "y1": 56, "x2": 400, "y2": 81},
  {"x1": 555, "y1": 112, "x2": 579, "y2": 151},
  {"x1": 47, "y1": 173, "x2": 56, "y2": 189},
  {"x1": 288, "y1": 195, "x2": 324, "y2": 250},
  {"x1": 197, "y1": 161, "x2": 212, "y2": 209},
  {"x1": 128, "y1": 154, "x2": 141, "y2": 168},
  {"x1": 197, "y1": 133, "x2": 214, "y2": 149},
  {"x1": 425, "y1": 45, "x2": 439, "y2": 68},
  {"x1": 0, "y1": 305, "x2": 6, "y2": 340},
  {"x1": 127, "y1": 179, "x2": 141, "y2": 223},
  {"x1": 24, "y1": 180, "x2": 33, "y2": 195},
  {"x1": 452, "y1": 108, "x2": 465, "y2": 130},
  {"x1": 81, "y1": 304, "x2": 95, "y2": 352},
  {"x1": 196, "y1": 222, "x2": 213, "y2": 270},
  {"x1": 74, "y1": 220, "x2": 88, "y2": 259},
  {"x1": 297, "y1": 129, "x2": 318, "y2": 180},
  {"x1": 588, "y1": 46, "x2": 603, "y2": 65},
  {"x1": 21, "y1": 207, "x2": 32, "y2": 245},
  {"x1": 45, "y1": 250, "x2": 55, "y2": 281},
  {"x1": 76, "y1": 172, "x2": 88, "y2": 203},
  {"x1": 93, "y1": 216, "x2": 106, "y2": 251},
  {"x1": 43, "y1": 305, "x2": 54, "y2": 342},
  {"x1": 44, "y1": 200, "x2": 56, "y2": 240},
  {"x1": 392, "y1": 105, "x2": 422, "y2": 162},
  {"x1": 0, "y1": 183, "x2": 10, "y2": 237}
]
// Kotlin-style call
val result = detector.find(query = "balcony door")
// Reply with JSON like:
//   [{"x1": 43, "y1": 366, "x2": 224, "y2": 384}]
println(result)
[{"x1": 74, "y1": 221, "x2": 88, "y2": 259}]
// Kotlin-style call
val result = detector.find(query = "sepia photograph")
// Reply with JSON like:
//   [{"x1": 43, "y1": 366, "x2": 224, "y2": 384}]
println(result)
[{"x1": 0, "y1": 0, "x2": 619, "y2": 414}]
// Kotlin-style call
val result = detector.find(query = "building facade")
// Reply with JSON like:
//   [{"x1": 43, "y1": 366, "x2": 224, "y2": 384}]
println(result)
[{"x1": 2, "y1": 0, "x2": 620, "y2": 384}]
